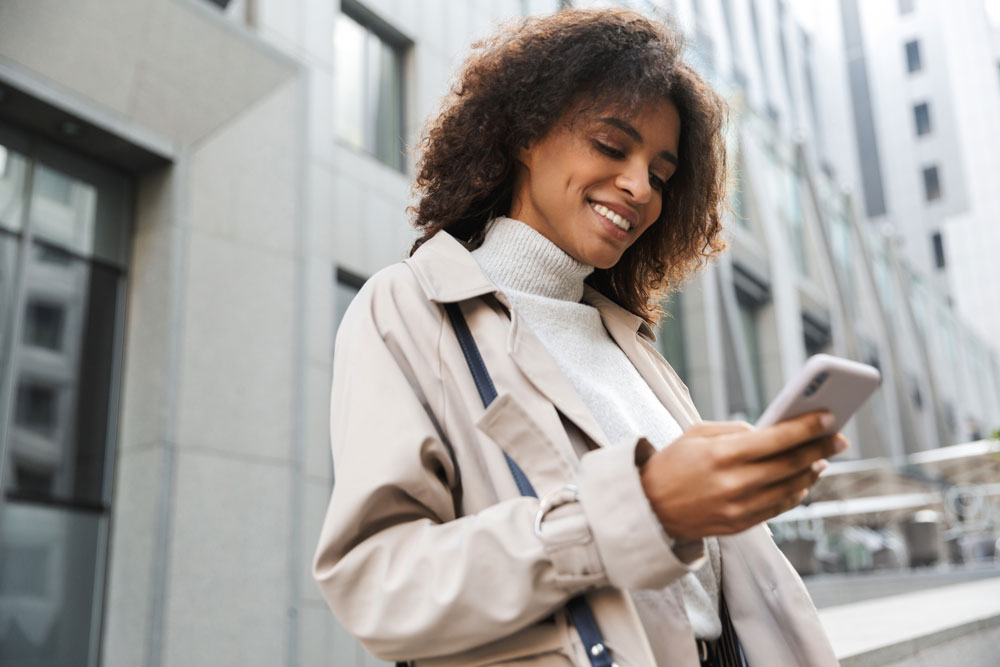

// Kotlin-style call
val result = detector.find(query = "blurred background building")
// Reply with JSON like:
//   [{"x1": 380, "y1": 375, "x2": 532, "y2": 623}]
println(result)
[{"x1": 0, "y1": 0, "x2": 997, "y2": 666}]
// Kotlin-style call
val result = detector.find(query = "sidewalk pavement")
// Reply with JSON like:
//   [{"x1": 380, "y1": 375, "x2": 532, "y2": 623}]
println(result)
[{"x1": 817, "y1": 576, "x2": 1000, "y2": 666}]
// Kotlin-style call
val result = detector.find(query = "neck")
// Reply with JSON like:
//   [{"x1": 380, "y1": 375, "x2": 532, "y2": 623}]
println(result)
[{"x1": 471, "y1": 217, "x2": 594, "y2": 302}]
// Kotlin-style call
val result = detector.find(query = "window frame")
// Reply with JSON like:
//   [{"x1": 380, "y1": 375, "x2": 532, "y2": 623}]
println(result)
[{"x1": 334, "y1": 0, "x2": 411, "y2": 172}]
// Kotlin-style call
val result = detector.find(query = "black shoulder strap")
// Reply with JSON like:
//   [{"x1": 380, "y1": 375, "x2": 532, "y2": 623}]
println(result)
[
  {"x1": 443, "y1": 302, "x2": 537, "y2": 498},
  {"x1": 442, "y1": 302, "x2": 613, "y2": 667}
]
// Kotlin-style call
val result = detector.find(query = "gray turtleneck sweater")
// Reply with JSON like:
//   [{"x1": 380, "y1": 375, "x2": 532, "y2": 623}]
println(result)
[{"x1": 472, "y1": 217, "x2": 722, "y2": 643}]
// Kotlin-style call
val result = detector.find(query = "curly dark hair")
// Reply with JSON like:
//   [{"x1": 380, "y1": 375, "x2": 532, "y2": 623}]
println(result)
[{"x1": 409, "y1": 7, "x2": 728, "y2": 324}]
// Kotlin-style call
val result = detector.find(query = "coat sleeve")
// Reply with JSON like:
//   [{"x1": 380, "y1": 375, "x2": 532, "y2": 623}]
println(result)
[{"x1": 312, "y1": 268, "x2": 699, "y2": 661}]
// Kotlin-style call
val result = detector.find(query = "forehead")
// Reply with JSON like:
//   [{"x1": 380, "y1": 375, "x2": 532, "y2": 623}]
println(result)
[{"x1": 566, "y1": 97, "x2": 679, "y2": 132}]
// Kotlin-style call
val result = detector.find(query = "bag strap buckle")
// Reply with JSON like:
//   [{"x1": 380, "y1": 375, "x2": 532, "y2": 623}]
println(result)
[{"x1": 534, "y1": 484, "x2": 581, "y2": 538}]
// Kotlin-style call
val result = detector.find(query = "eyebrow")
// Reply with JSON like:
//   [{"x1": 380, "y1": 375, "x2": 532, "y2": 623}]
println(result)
[{"x1": 598, "y1": 117, "x2": 678, "y2": 165}]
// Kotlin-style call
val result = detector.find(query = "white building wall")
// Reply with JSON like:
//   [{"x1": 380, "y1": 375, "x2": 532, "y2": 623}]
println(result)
[{"x1": 800, "y1": 0, "x2": 1000, "y2": 348}]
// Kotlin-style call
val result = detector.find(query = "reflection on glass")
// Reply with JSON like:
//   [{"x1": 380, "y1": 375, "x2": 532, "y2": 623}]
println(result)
[
  {"x1": 29, "y1": 163, "x2": 97, "y2": 258},
  {"x1": 372, "y1": 35, "x2": 403, "y2": 168},
  {"x1": 24, "y1": 300, "x2": 66, "y2": 351},
  {"x1": 0, "y1": 125, "x2": 128, "y2": 667},
  {"x1": 333, "y1": 12, "x2": 405, "y2": 171},
  {"x1": 659, "y1": 292, "x2": 688, "y2": 384},
  {"x1": 5, "y1": 242, "x2": 121, "y2": 507},
  {"x1": 14, "y1": 382, "x2": 58, "y2": 437},
  {"x1": 738, "y1": 297, "x2": 765, "y2": 418},
  {"x1": 0, "y1": 503, "x2": 103, "y2": 667},
  {"x1": 0, "y1": 143, "x2": 27, "y2": 233},
  {"x1": 334, "y1": 13, "x2": 367, "y2": 152}
]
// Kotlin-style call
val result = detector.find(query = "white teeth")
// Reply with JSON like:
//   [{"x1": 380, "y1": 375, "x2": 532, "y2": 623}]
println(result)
[{"x1": 590, "y1": 202, "x2": 630, "y2": 231}]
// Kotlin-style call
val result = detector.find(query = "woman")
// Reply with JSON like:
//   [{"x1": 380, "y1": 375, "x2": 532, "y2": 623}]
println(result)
[{"x1": 314, "y1": 8, "x2": 842, "y2": 666}]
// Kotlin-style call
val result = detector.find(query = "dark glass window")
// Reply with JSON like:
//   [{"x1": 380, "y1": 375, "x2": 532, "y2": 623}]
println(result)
[
  {"x1": 14, "y1": 382, "x2": 58, "y2": 436},
  {"x1": 913, "y1": 102, "x2": 931, "y2": 136},
  {"x1": 932, "y1": 231, "x2": 946, "y2": 269},
  {"x1": 736, "y1": 294, "x2": 766, "y2": 420},
  {"x1": 24, "y1": 301, "x2": 66, "y2": 351},
  {"x1": 923, "y1": 165, "x2": 941, "y2": 201},
  {"x1": 0, "y1": 122, "x2": 130, "y2": 667},
  {"x1": 803, "y1": 312, "x2": 831, "y2": 357},
  {"x1": 334, "y1": 266, "x2": 366, "y2": 337},
  {"x1": 905, "y1": 40, "x2": 922, "y2": 73},
  {"x1": 658, "y1": 291, "x2": 688, "y2": 385}
]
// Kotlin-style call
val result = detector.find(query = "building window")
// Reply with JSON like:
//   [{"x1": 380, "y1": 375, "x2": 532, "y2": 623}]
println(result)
[
  {"x1": 931, "y1": 231, "x2": 946, "y2": 269},
  {"x1": 913, "y1": 102, "x2": 931, "y2": 136},
  {"x1": 658, "y1": 291, "x2": 688, "y2": 385},
  {"x1": 334, "y1": 266, "x2": 366, "y2": 336},
  {"x1": 735, "y1": 294, "x2": 766, "y2": 420},
  {"x1": 333, "y1": 2, "x2": 408, "y2": 171},
  {"x1": 899, "y1": 0, "x2": 915, "y2": 14},
  {"x1": 23, "y1": 301, "x2": 66, "y2": 351},
  {"x1": 0, "y1": 122, "x2": 131, "y2": 666},
  {"x1": 725, "y1": 264, "x2": 770, "y2": 421},
  {"x1": 922, "y1": 165, "x2": 941, "y2": 201},
  {"x1": 905, "y1": 40, "x2": 922, "y2": 73},
  {"x1": 803, "y1": 311, "x2": 832, "y2": 357}
]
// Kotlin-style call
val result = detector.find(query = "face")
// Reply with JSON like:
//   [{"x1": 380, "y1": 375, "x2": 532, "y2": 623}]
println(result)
[{"x1": 509, "y1": 99, "x2": 681, "y2": 269}]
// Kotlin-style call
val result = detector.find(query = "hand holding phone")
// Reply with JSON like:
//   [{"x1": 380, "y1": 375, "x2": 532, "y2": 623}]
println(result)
[{"x1": 639, "y1": 355, "x2": 878, "y2": 540}]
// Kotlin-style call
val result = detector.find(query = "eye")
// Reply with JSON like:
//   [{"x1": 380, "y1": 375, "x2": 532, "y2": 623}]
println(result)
[
  {"x1": 649, "y1": 172, "x2": 667, "y2": 191},
  {"x1": 592, "y1": 140, "x2": 625, "y2": 159}
]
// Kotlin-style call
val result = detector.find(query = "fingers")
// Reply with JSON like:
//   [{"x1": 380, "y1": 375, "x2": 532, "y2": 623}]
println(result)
[
  {"x1": 748, "y1": 465, "x2": 819, "y2": 512},
  {"x1": 744, "y1": 434, "x2": 848, "y2": 489},
  {"x1": 722, "y1": 412, "x2": 835, "y2": 463},
  {"x1": 742, "y1": 491, "x2": 809, "y2": 529},
  {"x1": 709, "y1": 481, "x2": 812, "y2": 537}
]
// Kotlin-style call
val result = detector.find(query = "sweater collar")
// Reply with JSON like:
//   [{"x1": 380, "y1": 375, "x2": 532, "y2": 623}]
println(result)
[
  {"x1": 404, "y1": 228, "x2": 655, "y2": 341},
  {"x1": 471, "y1": 217, "x2": 594, "y2": 303}
]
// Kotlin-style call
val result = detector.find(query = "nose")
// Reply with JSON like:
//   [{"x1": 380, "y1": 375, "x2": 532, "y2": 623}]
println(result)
[{"x1": 615, "y1": 159, "x2": 652, "y2": 204}]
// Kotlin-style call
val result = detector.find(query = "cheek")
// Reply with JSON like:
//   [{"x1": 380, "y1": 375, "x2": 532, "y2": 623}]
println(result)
[{"x1": 647, "y1": 198, "x2": 663, "y2": 227}]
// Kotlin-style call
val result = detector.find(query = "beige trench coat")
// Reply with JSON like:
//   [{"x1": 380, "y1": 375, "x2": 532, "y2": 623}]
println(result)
[{"x1": 313, "y1": 230, "x2": 839, "y2": 666}]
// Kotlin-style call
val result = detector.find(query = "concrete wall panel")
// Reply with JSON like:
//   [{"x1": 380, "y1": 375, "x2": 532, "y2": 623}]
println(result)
[{"x1": 162, "y1": 450, "x2": 290, "y2": 667}]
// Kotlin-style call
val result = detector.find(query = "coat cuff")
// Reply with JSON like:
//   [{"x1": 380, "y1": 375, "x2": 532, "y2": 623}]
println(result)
[{"x1": 576, "y1": 437, "x2": 706, "y2": 590}]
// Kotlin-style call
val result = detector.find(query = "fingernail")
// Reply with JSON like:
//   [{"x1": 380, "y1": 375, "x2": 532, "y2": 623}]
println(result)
[
  {"x1": 820, "y1": 413, "x2": 835, "y2": 430},
  {"x1": 811, "y1": 459, "x2": 829, "y2": 475},
  {"x1": 834, "y1": 437, "x2": 848, "y2": 454}
]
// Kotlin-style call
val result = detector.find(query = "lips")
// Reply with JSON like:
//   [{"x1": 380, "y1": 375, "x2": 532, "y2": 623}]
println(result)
[{"x1": 589, "y1": 202, "x2": 631, "y2": 231}]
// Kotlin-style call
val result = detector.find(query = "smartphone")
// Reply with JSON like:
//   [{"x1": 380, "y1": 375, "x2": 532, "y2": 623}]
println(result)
[{"x1": 755, "y1": 354, "x2": 881, "y2": 436}]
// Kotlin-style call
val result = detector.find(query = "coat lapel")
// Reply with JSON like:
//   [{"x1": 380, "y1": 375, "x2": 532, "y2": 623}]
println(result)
[
  {"x1": 505, "y1": 300, "x2": 614, "y2": 451},
  {"x1": 583, "y1": 286, "x2": 701, "y2": 431},
  {"x1": 410, "y1": 231, "x2": 698, "y2": 456}
]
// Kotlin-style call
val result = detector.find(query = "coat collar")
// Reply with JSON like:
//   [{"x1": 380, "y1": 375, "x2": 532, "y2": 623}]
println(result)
[
  {"x1": 406, "y1": 230, "x2": 698, "y2": 443},
  {"x1": 405, "y1": 231, "x2": 499, "y2": 304},
  {"x1": 407, "y1": 231, "x2": 655, "y2": 339}
]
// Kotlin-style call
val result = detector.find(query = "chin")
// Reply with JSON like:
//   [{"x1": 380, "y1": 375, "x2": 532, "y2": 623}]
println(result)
[
  {"x1": 586, "y1": 251, "x2": 625, "y2": 270},
  {"x1": 592, "y1": 257, "x2": 620, "y2": 270}
]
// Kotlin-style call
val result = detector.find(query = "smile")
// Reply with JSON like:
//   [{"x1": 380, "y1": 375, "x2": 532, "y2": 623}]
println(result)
[{"x1": 589, "y1": 202, "x2": 631, "y2": 232}]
